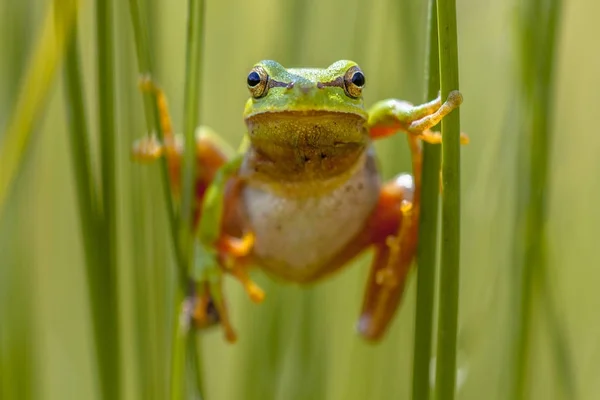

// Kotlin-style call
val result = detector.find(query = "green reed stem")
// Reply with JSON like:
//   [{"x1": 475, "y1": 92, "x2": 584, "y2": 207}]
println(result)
[
  {"x1": 63, "y1": 19, "x2": 98, "y2": 274},
  {"x1": 510, "y1": 0, "x2": 565, "y2": 398},
  {"x1": 63, "y1": 22, "x2": 119, "y2": 400},
  {"x1": 169, "y1": 295, "x2": 187, "y2": 400},
  {"x1": 0, "y1": 4, "x2": 35, "y2": 400},
  {"x1": 434, "y1": 0, "x2": 461, "y2": 398},
  {"x1": 0, "y1": 0, "x2": 79, "y2": 214},
  {"x1": 411, "y1": 1, "x2": 441, "y2": 399},
  {"x1": 95, "y1": 0, "x2": 121, "y2": 397},
  {"x1": 127, "y1": 0, "x2": 205, "y2": 398},
  {"x1": 181, "y1": 0, "x2": 205, "y2": 265},
  {"x1": 187, "y1": 333, "x2": 205, "y2": 398},
  {"x1": 127, "y1": 0, "x2": 187, "y2": 287},
  {"x1": 181, "y1": 1, "x2": 207, "y2": 396}
]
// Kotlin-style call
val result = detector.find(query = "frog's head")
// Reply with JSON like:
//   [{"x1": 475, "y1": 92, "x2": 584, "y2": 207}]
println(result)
[
  {"x1": 243, "y1": 60, "x2": 368, "y2": 119},
  {"x1": 242, "y1": 60, "x2": 370, "y2": 183}
]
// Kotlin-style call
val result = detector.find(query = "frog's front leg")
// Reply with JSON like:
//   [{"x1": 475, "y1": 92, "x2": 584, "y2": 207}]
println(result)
[{"x1": 367, "y1": 91, "x2": 467, "y2": 146}]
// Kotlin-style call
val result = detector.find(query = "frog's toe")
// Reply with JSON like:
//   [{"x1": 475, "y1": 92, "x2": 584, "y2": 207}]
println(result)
[
  {"x1": 191, "y1": 280, "x2": 237, "y2": 343},
  {"x1": 189, "y1": 289, "x2": 220, "y2": 329},
  {"x1": 190, "y1": 244, "x2": 239, "y2": 342},
  {"x1": 131, "y1": 135, "x2": 163, "y2": 162}
]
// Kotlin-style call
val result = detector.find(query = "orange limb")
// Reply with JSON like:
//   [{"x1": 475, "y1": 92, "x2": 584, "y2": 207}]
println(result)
[
  {"x1": 191, "y1": 230, "x2": 262, "y2": 343},
  {"x1": 355, "y1": 134, "x2": 422, "y2": 341},
  {"x1": 193, "y1": 281, "x2": 237, "y2": 342},
  {"x1": 218, "y1": 232, "x2": 265, "y2": 303},
  {"x1": 356, "y1": 175, "x2": 420, "y2": 340},
  {"x1": 290, "y1": 160, "x2": 421, "y2": 340}
]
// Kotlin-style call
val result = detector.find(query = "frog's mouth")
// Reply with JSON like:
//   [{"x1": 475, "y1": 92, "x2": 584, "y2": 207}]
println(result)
[
  {"x1": 243, "y1": 111, "x2": 369, "y2": 182},
  {"x1": 246, "y1": 110, "x2": 367, "y2": 147}
]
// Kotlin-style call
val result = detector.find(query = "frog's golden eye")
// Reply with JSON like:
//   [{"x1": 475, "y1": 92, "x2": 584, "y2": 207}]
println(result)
[
  {"x1": 343, "y1": 66, "x2": 365, "y2": 98},
  {"x1": 247, "y1": 66, "x2": 269, "y2": 98}
]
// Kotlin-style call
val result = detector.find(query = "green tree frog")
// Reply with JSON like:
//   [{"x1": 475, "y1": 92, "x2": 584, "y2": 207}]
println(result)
[{"x1": 132, "y1": 60, "x2": 464, "y2": 343}]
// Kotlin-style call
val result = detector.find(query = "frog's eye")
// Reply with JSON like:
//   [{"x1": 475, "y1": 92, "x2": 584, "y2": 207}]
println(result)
[
  {"x1": 343, "y1": 66, "x2": 365, "y2": 98},
  {"x1": 247, "y1": 66, "x2": 269, "y2": 98}
]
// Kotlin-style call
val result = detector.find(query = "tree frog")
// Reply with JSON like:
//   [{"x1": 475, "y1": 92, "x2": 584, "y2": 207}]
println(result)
[{"x1": 132, "y1": 60, "x2": 464, "y2": 343}]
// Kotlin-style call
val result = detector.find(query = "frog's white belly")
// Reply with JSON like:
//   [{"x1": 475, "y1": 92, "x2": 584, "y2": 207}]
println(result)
[{"x1": 241, "y1": 150, "x2": 380, "y2": 281}]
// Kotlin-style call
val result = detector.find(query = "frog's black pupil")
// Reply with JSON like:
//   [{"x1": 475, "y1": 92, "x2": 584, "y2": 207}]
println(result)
[
  {"x1": 352, "y1": 72, "x2": 365, "y2": 87},
  {"x1": 247, "y1": 71, "x2": 261, "y2": 87}
]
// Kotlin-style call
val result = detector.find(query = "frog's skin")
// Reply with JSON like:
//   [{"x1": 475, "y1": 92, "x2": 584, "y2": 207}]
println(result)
[{"x1": 132, "y1": 60, "x2": 463, "y2": 342}]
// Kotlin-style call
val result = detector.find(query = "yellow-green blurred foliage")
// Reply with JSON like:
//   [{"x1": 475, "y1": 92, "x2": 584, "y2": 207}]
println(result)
[{"x1": 1, "y1": 0, "x2": 598, "y2": 399}]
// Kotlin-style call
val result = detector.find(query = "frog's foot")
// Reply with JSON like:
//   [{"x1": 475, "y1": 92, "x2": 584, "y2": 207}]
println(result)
[
  {"x1": 218, "y1": 232, "x2": 265, "y2": 304},
  {"x1": 406, "y1": 90, "x2": 463, "y2": 134},
  {"x1": 191, "y1": 241, "x2": 237, "y2": 342},
  {"x1": 131, "y1": 135, "x2": 163, "y2": 162},
  {"x1": 357, "y1": 174, "x2": 419, "y2": 341},
  {"x1": 191, "y1": 232, "x2": 263, "y2": 342},
  {"x1": 181, "y1": 285, "x2": 220, "y2": 331},
  {"x1": 367, "y1": 90, "x2": 464, "y2": 141},
  {"x1": 193, "y1": 278, "x2": 236, "y2": 342}
]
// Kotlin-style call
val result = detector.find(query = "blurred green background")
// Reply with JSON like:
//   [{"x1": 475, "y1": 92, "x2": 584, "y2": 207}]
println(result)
[{"x1": 1, "y1": 0, "x2": 598, "y2": 399}]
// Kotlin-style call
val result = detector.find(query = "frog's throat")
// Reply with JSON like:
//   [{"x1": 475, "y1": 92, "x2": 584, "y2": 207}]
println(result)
[{"x1": 242, "y1": 111, "x2": 369, "y2": 192}]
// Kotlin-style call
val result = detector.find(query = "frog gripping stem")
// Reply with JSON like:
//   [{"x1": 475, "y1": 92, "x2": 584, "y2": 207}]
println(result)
[
  {"x1": 131, "y1": 60, "x2": 467, "y2": 343},
  {"x1": 358, "y1": 91, "x2": 465, "y2": 340}
]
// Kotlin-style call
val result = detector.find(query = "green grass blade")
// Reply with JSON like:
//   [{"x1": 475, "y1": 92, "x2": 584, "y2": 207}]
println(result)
[
  {"x1": 127, "y1": 0, "x2": 187, "y2": 286},
  {"x1": 62, "y1": 20, "x2": 125, "y2": 400},
  {"x1": 0, "y1": 211, "x2": 37, "y2": 400},
  {"x1": 434, "y1": 0, "x2": 462, "y2": 398},
  {"x1": 181, "y1": 0, "x2": 205, "y2": 259},
  {"x1": 63, "y1": 21, "x2": 98, "y2": 267},
  {"x1": 95, "y1": 0, "x2": 122, "y2": 397},
  {"x1": 509, "y1": 0, "x2": 569, "y2": 398},
  {"x1": 538, "y1": 248, "x2": 577, "y2": 398},
  {"x1": 181, "y1": 1, "x2": 206, "y2": 396},
  {"x1": 169, "y1": 295, "x2": 187, "y2": 400},
  {"x1": 0, "y1": 0, "x2": 79, "y2": 214},
  {"x1": 0, "y1": 5, "x2": 35, "y2": 398},
  {"x1": 412, "y1": 0, "x2": 441, "y2": 398}
]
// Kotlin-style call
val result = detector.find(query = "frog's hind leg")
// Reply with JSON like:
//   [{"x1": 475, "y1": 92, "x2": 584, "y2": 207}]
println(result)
[
  {"x1": 357, "y1": 173, "x2": 419, "y2": 340},
  {"x1": 357, "y1": 136, "x2": 422, "y2": 341}
]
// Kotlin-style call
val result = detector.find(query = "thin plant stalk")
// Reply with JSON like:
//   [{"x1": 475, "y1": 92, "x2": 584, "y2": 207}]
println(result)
[
  {"x1": 510, "y1": 0, "x2": 565, "y2": 398},
  {"x1": 169, "y1": 294, "x2": 187, "y2": 400},
  {"x1": 181, "y1": 0, "x2": 205, "y2": 263},
  {"x1": 95, "y1": 0, "x2": 122, "y2": 397},
  {"x1": 127, "y1": 0, "x2": 187, "y2": 286},
  {"x1": 0, "y1": 0, "x2": 79, "y2": 214},
  {"x1": 0, "y1": 4, "x2": 36, "y2": 400},
  {"x1": 411, "y1": 0, "x2": 441, "y2": 398},
  {"x1": 63, "y1": 23, "x2": 98, "y2": 272},
  {"x1": 127, "y1": 0, "x2": 206, "y2": 397},
  {"x1": 63, "y1": 22, "x2": 120, "y2": 400},
  {"x1": 181, "y1": 1, "x2": 206, "y2": 396},
  {"x1": 434, "y1": 0, "x2": 462, "y2": 398}
]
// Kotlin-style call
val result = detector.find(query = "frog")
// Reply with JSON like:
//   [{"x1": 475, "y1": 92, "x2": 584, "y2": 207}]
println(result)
[{"x1": 132, "y1": 60, "x2": 464, "y2": 343}]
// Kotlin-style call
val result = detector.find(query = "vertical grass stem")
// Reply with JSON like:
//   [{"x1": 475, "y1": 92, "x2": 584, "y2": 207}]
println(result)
[
  {"x1": 510, "y1": 0, "x2": 567, "y2": 398},
  {"x1": 411, "y1": 0, "x2": 441, "y2": 398},
  {"x1": 95, "y1": 0, "x2": 122, "y2": 397},
  {"x1": 434, "y1": 0, "x2": 462, "y2": 398}
]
